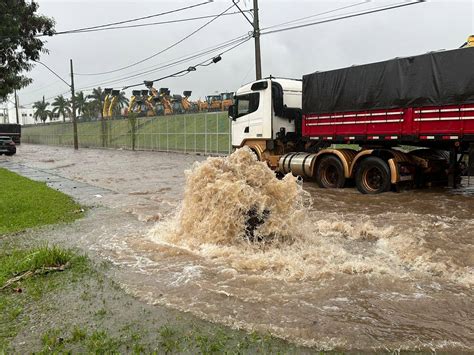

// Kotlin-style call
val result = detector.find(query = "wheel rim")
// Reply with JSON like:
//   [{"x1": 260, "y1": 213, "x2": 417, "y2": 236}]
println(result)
[
  {"x1": 362, "y1": 166, "x2": 384, "y2": 192},
  {"x1": 321, "y1": 164, "x2": 339, "y2": 187}
]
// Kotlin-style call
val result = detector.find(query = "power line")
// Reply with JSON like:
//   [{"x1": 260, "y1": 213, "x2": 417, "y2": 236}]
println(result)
[
  {"x1": 75, "y1": 35, "x2": 250, "y2": 90},
  {"x1": 21, "y1": 90, "x2": 71, "y2": 107},
  {"x1": 75, "y1": 2, "x2": 237, "y2": 76},
  {"x1": 23, "y1": 35, "x2": 250, "y2": 104},
  {"x1": 49, "y1": 11, "x2": 252, "y2": 35},
  {"x1": 262, "y1": 0, "x2": 370, "y2": 31},
  {"x1": 36, "y1": 1, "x2": 212, "y2": 37},
  {"x1": 18, "y1": 80, "x2": 62, "y2": 95},
  {"x1": 261, "y1": 1, "x2": 425, "y2": 36},
  {"x1": 80, "y1": 36, "x2": 251, "y2": 91},
  {"x1": 122, "y1": 36, "x2": 251, "y2": 90},
  {"x1": 76, "y1": 33, "x2": 248, "y2": 80}
]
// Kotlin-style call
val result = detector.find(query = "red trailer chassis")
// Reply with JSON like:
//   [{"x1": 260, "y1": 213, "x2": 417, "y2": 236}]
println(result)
[{"x1": 303, "y1": 103, "x2": 474, "y2": 149}]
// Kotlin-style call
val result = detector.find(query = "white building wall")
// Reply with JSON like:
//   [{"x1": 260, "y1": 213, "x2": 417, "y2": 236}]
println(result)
[
  {"x1": 4, "y1": 107, "x2": 36, "y2": 125},
  {"x1": 0, "y1": 103, "x2": 61, "y2": 125}
]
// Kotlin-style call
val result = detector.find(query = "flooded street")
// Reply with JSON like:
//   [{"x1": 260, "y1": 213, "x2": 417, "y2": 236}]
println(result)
[{"x1": 2, "y1": 144, "x2": 473, "y2": 352}]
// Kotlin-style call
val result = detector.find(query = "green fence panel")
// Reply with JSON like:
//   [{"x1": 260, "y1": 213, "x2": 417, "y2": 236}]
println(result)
[{"x1": 22, "y1": 112, "x2": 232, "y2": 155}]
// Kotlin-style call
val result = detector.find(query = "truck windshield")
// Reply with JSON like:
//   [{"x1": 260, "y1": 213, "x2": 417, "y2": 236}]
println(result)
[{"x1": 236, "y1": 93, "x2": 259, "y2": 118}]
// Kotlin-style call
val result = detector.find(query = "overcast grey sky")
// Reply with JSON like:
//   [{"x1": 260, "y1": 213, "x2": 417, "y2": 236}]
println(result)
[{"x1": 16, "y1": 0, "x2": 474, "y2": 107}]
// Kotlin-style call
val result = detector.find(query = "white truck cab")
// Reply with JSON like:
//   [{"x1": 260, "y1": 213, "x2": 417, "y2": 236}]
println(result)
[{"x1": 229, "y1": 78, "x2": 302, "y2": 148}]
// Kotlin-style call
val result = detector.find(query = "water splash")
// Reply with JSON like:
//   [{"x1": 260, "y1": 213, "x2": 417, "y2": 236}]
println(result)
[
  {"x1": 154, "y1": 147, "x2": 310, "y2": 246},
  {"x1": 149, "y1": 147, "x2": 473, "y2": 286}
]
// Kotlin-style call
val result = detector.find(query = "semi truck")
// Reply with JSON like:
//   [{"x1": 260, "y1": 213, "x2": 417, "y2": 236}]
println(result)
[
  {"x1": 0, "y1": 124, "x2": 21, "y2": 144},
  {"x1": 228, "y1": 46, "x2": 474, "y2": 193}
]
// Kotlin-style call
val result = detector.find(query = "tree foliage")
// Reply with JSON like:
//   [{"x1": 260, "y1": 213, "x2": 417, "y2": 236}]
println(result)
[
  {"x1": 74, "y1": 91, "x2": 87, "y2": 117},
  {"x1": 52, "y1": 94, "x2": 71, "y2": 122},
  {"x1": 0, "y1": 0, "x2": 55, "y2": 101},
  {"x1": 32, "y1": 97, "x2": 52, "y2": 123},
  {"x1": 89, "y1": 87, "x2": 106, "y2": 119},
  {"x1": 112, "y1": 91, "x2": 129, "y2": 118}
]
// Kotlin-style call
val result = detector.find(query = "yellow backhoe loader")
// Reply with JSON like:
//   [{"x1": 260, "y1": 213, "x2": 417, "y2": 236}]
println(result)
[
  {"x1": 181, "y1": 91, "x2": 197, "y2": 112},
  {"x1": 102, "y1": 88, "x2": 113, "y2": 118},
  {"x1": 159, "y1": 88, "x2": 173, "y2": 115},
  {"x1": 206, "y1": 95, "x2": 223, "y2": 111},
  {"x1": 220, "y1": 92, "x2": 234, "y2": 111},
  {"x1": 128, "y1": 90, "x2": 141, "y2": 114},
  {"x1": 108, "y1": 89, "x2": 121, "y2": 118},
  {"x1": 196, "y1": 98, "x2": 208, "y2": 112}
]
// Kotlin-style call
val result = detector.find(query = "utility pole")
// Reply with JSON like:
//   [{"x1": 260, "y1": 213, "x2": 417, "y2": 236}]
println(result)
[
  {"x1": 70, "y1": 59, "x2": 79, "y2": 150},
  {"x1": 14, "y1": 89, "x2": 20, "y2": 124},
  {"x1": 253, "y1": 0, "x2": 262, "y2": 80}
]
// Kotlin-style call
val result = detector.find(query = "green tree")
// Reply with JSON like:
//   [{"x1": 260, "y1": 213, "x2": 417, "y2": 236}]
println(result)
[
  {"x1": 0, "y1": 0, "x2": 55, "y2": 101},
  {"x1": 89, "y1": 87, "x2": 105, "y2": 119},
  {"x1": 52, "y1": 94, "x2": 71, "y2": 122},
  {"x1": 112, "y1": 91, "x2": 129, "y2": 118},
  {"x1": 81, "y1": 101, "x2": 96, "y2": 121},
  {"x1": 32, "y1": 97, "x2": 52, "y2": 124},
  {"x1": 89, "y1": 87, "x2": 108, "y2": 146},
  {"x1": 74, "y1": 91, "x2": 88, "y2": 117}
]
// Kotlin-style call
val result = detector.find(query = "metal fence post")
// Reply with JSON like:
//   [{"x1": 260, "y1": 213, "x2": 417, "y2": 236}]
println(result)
[
  {"x1": 228, "y1": 115, "x2": 232, "y2": 154},
  {"x1": 216, "y1": 113, "x2": 219, "y2": 154},
  {"x1": 158, "y1": 117, "x2": 161, "y2": 151},
  {"x1": 205, "y1": 113, "x2": 207, "y2": 155}
]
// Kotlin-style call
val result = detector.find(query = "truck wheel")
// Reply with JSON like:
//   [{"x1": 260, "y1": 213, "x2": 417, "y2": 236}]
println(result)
[
  {"x1": 315, "y1": 155, "x2": 345, "y2": 188},
  {"x1": 355, "y1": 157, "x2": 391, "y2": 194}
]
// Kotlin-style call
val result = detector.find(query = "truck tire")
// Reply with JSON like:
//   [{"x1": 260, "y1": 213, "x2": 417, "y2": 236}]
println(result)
[
  {"x1": 315, "y1": 155, "x2": 345, "y2": 188},
  {"x1": 355, "y1": 156, "x2": 391, "y2": 194}
]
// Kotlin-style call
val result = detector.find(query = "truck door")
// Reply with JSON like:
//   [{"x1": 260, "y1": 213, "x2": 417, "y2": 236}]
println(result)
[{"x1": 232, "y1": 92, "x2": 260, "y2": 146}]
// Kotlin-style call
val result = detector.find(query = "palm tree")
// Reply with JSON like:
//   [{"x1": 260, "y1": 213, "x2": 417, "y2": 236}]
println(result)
[
  {"x1": 89, "y1": 87, "x2": 105, "y2": 120},
  {"x1": 88, "y1": 87, "x2": 108, "y2": 146},
  {"x1": 52, "y1": 94, "x2": 71, "y2": 122},
  {"x1": 82, "y1": 101, "x2": 100, "y2": 121},
  {"x1": 74, "y1": 91, "x2": 87, "y2": 117},
  {"x1": 112, "y1": 91, "x2": 129, "y2": 118},
  {"x1": 32, "y1": 97, "x2": 52, "y2": 124}
]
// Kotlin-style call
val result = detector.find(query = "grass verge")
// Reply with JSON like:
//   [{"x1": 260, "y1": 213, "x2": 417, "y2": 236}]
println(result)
[
  {"x1": 0, "y1": 242, "x2": 89, "y2": 351},
  {"x1": 0, "y1": 238, "x2": 306, "y2": 354},
  {"x1": 0, "y1": 168, "x2": 83, "y2": 234}
]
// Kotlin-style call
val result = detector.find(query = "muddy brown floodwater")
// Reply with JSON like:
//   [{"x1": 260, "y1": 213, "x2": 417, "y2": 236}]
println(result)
[{"x1": 2, "y1": 144, "x2": 473, "y2": 352}]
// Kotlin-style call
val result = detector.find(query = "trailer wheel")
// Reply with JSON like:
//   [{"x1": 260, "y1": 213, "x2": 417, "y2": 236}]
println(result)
[
  {"x1": 356, "y1": 157, "x2": 391, "y2": 194},
  {"x1": 315, "y1": 155, "x2": 345, "y2": 188}
]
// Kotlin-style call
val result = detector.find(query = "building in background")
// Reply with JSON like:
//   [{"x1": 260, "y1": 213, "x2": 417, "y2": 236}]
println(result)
[{"x1": 0, "y1": 103, "x2": 36, "y2": 125}]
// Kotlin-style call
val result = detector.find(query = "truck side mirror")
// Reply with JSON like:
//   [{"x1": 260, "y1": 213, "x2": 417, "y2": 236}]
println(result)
[{"x1": 228, "y1": 104, "x2": 237, "y2": 121}]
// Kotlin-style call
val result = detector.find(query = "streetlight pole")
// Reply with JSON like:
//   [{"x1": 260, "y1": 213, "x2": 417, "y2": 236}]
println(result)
[
  {"x1": 70, "y1": 59, "x2": 78, "y2": 150},
  {"x1": 253, "y1": 0, "x2": 262, "y2": 80},
  {"x1": 232, "y1": 0, "x2": 262, "y2": 80}
]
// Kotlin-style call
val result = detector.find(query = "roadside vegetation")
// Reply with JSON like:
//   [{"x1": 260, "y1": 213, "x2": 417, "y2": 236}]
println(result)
[
  {"x1": 0, "y1": 242, "x2": 89, "y2": 351},
  {"x1": 0, "y1": 168, "x2": 83, "y2": 234}
]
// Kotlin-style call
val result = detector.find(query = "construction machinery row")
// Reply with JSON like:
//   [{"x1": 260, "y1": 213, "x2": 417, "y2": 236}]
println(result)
[{"x1": 102, "y1": 82, "x2": 234, "y2": 118}]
